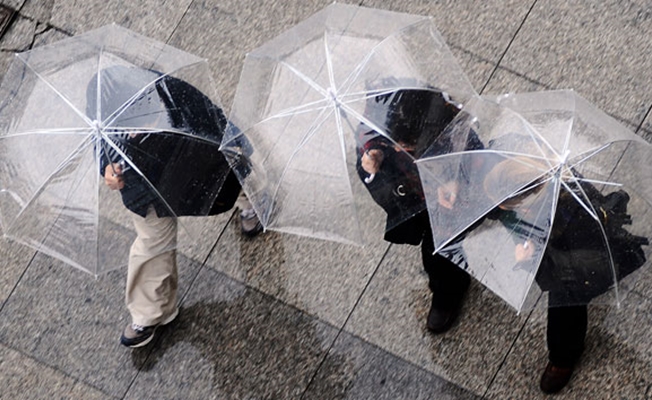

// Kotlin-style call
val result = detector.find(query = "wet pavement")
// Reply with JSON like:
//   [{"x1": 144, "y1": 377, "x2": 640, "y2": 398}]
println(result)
[{"x1": 2, "y1": 1, "x2": 652, "y2": 399}]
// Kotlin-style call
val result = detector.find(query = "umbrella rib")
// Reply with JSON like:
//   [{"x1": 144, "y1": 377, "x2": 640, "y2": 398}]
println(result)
[
  {"x1": 259, "y1": 99, "x2": 332, "y2": 122},
  {"x1": 0, "y1": 127, "x2": 91, "y2": 138},
  {"x1": 566, "y1": 142, "x2": 625, "y2": 187},
  {"x1": 102, "y1": 60, "x2": 207, "y2": 128},
  {"x1": 336, "y1": 98, "x2": 418, "y2": 164},
  {"x1": 568, "y1": 143, "x2": 612, "y2": 169},
  {"x1": 99, "y1": 130, "x2": 180, "y2": 219},
  {"x1": 8, "y1": 135, "x2": 94, "y2": 231},
  {"x1": 333, "y1": 91, "x2": 362, "y2": 235},
  {"x1": 560, "y1": 173, "x2": 621, "y2": 303},
  {"x1": 416, "y1": 149, "x2": 555, "y2": 165},
  {"x1": 502, "y1": 107, "x2": 561, "y2": 162},
  {"x1": 16, "y1": 54, "x2": 94, "y2": 127},
  {"x1": 102, "y1": 75, "x2": 166, "y2": 128},
  {"x1": 337, "y1": 51, "x2": 374, "y2": 96},
  {"x1": 104, "y1": 126, "x2": 223, "y2": 146},
  {"x1": 336, "y1": 18, "x2": 431, "y2": 96},
  {"x1": 278, "y1": 61, "x2": 329, "y2": 99},
  {"x1": 511, "y1": 179, "x2": 561, "y2": 313},
  {"x1": 527, "y1": 178, "x2": 558, "y2": 246},
  {"x1": 559, "y1": 175, "x2": 600, "y2": 222},
  {"x1": 572, "y1": 177, "x2": 622, "y2": 188},
  {"x1": 323, "y1": 33, "x2": 337, "y2": 97},
  {"x1": 266, "y1": 105, "x2": 334, "y2": 224},
  {"x1": 561, "y1": 96, "x2": 576, "y2": 158},
  {"x1": 429, "y1": 159, "x2": 557, "y2": 253},
  {"x1": 96, "y1": 46, "x2": 104, "y2": 130}
]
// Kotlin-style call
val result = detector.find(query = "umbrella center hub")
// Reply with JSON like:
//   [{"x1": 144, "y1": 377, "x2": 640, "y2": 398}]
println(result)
[
  {"x1": 555, "y1": 150, "x2": 571, "y2": 178},
  {"x1": 91, "y1": 120, "x2": 104, "y2": 140},
  {"x1": 327, "y1": 88, "x2": 340, "y2": 107},
  {"x1": 560, "y1": 149, "x2": 570, "y2": 164},
  {"x1": 91, "y1": 119, "x2": 103, "y2": 136}
]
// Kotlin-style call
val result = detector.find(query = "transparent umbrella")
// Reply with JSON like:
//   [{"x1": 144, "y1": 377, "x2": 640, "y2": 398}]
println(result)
[
  {"x1": 0, "y1": 24, "x2": 233, "y2": 275},
  {"x1": 221, "y1": 3, "x2": 475, "y2": 245},
  {"x1": 416, "y1": 90, "x2": 652, "y2": 312}
]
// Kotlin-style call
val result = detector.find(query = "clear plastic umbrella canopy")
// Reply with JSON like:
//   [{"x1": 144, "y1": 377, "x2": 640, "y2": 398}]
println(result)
[
  {"x1": 0, "y1": 24, "x2": 230, "y2": 275},
  {"x1": 221, "y1": 3, "x2": 476, "y2": 245},
  {"x1": 416, "y1": 90, "x2": 652, "y2": 312}
]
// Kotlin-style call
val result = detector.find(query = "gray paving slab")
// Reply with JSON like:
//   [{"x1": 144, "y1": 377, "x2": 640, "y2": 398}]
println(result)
[
  {"x1": 304, "y1": 330, "x2": 482, "y2": 400},
  {"x1": 498, "y1": 0, "x2": 652, "y2": 130},
  {"x1": 0, "y1": 7, "x2": 62, "y2": 53},
  {"x1": 46, "y1": 0, "x2": 193, "y2": 41},
  {"x1": 482, "y1": 66, "x2": 551, "y2": 97},
  {"x1": 0, "y1": 239, "x2": 33, "y2": 305},
  {"x1": 359, "y1": 0, "x2": 533, "y2": 67},
  {"x1": 125, "y1": 266, "x2": 341, "y2": 400},
  {"x1": 342, "y1": 241, "x2": 527, "y2": 394},
  {"x1": 0, "y1": 12, "x2": 34, "y2": 77},
  {"x1": 0, "y1": 250, "x2": 204, "y2": 398},
  {"x1": 455, "y1": 51, "x2": 498, "y2": 95},
  {"x1": 486, "y1": 292, "x2": 652, "y2": 399},
  {"x1": 0, "y1": 343, "x2": 112, "y2": 400},
  {"x1": 19, "y1": 0, "x2": 53, "y2": 23},
  {"x1": 356, "y1": 0, "x2": 534, "y2": 96},
  {"x1": 176, "y1": 212, "x2": 234, "y2": 265},
  {"x1": 0, "y1": 4, "x2": 15, "y2": 37},
  {"x1": 0, "y1": 0, "x2": 22, "y2": 13},
  {"x1": 205, "y1": 216, "x2": 389, "y2": 327},
  {"x1": 484, "y1": 66, "x2": 646, "y2": 137},
  {"x1": 168, "y1": 0, "x2": 335, "y2": 113}
]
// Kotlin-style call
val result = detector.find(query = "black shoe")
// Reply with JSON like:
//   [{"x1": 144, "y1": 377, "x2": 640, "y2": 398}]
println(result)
[
  {"x1": 240, "y1": 208, "x2": 263, "y2": 237},
  {"x1": 426, "y1": 296, "x2": 463, "y2": 334},
  {"x1": 120, "y1": 308, "x2": 179, "y2": 348},
  {"x1": 540, "y1": 362, "x2": 573, "y2": 394}
]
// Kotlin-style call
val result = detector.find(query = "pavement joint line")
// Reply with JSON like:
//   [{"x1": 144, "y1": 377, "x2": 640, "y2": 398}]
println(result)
[
  {"x1": 0, "y1": 339, "x2": 114, "y2": 398},
  {"x1": 452, "y1": 44, "x2": 647, "y2": 135},
  {"x1": 479, "y1": 0, "x2": 539, "y2": 95},
  {"x1": 0, "y1": 4, "x2": 16, "y2": 40},
  {"x1": 480, "y1": 292, "x2": 542, "y2": 399},
  {"x1": 0, "y1": 250, "x2": 36, "y2": 315},
  {"x1": 300, "y1": 242, "x2": 392, "y2": 399}
]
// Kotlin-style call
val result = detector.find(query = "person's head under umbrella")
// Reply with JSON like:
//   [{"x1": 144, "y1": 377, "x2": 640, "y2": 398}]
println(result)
[
  {"x1": 482, "y1": 151, "x2": 647, "y2": 303},
  {"x1": 88, "y1": 65, "x2": 234, "y2": 218},
  {"x1": 360, "y1": 82, "x2": 461, "y2": 157},
  {"x1": 355, "y1": 78, "x2": 485, "y2": 243}
]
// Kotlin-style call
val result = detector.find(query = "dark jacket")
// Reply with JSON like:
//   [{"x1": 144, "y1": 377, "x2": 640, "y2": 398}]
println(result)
[
  {"x1": 491, "y1": 184, "x2": 647, "y2": 303},
  {"x1": 355, "y1": 87, "x2": 482, "y2": 245},
  {"x1": 91, "y1": 66, "x2": 240, "y2": 217}
]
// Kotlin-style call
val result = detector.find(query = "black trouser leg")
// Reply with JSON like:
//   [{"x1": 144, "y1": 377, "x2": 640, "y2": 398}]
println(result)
[
  {"x1": 421, "y1": 225, "x2": 470, "y2": 307},
  {"x1": 547, "y1": 302, "x2": 587, "y2": 368}
]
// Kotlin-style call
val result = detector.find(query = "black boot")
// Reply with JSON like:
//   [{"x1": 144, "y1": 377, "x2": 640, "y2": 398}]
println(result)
[
  {"x1": 421, "y1": 221, "x2": 470, "y2": 334},
  {"x1": 540, "y1": 362, "x2": 573, "y2": 394},
  {"x1": 426, "y1": 277, "x2": 469, "y2": 334}
]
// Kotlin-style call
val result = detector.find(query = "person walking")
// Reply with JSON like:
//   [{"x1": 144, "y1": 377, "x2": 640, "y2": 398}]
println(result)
[
  {"x1": 356, "y1": 83, "x2": 482, "y2": 333},
  {"x1": 92, "y1": 65, "x2": 242, "y2": 347},
  {"x1": 483, "y1": 154, "x2": 647, "y2": 393}
]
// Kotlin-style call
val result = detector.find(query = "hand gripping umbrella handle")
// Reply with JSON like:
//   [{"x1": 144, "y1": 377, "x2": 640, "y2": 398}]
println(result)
[{"x1": 364, "y1": 173, "x2": 375, "y2": 184}]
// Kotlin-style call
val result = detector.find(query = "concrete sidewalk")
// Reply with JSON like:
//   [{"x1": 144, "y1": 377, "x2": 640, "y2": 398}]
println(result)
[{"x1": 1, "y1": 0, "x2": 652, "y2": 399}]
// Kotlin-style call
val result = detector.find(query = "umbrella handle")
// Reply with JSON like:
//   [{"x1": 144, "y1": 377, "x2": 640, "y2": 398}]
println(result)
[
  {"x1": 364, "y1": 173, "x2": 375, "y2": 184},
  {"x1": 118, "y1": 159, "x2": 131, "y2": 173}
]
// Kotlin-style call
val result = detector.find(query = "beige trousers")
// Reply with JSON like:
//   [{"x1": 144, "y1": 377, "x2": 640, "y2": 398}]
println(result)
[{"x1": 126, "y1": 206, "x2": 178, "y2": 326}]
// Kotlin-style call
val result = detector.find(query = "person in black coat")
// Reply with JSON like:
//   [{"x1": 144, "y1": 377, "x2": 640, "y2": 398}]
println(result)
[
  {"x1": 356, "y1": 84, "x2": 483, "y2": 333},
  {"x1": 483, "y1": 155, "x2": 647, "y2": 393},
  {"x1": 90, "y1": 66, "x2": 241, "y2": 347}
]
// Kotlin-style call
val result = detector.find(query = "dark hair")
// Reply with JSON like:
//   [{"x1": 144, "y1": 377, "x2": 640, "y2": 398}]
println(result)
[{"x1": 381, "y1": 89, "x2": 459, "y2": 147}]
